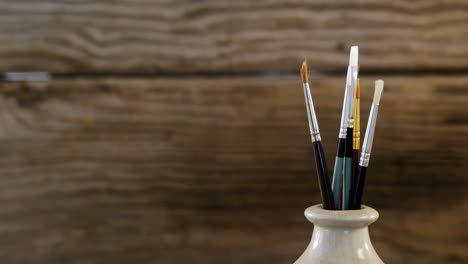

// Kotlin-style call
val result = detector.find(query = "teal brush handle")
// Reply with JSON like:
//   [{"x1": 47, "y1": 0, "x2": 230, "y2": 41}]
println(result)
[
  {"x1": 331, "y1": 156, "x2": 344, "y2": 209},
  {"x1": 342, "y1": 157, "x2": 353, "y2": 210}
]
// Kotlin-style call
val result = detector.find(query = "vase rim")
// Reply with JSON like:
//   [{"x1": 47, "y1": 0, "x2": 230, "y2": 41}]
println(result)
[{"x1": 304, "y1": 204, "x2": 379, "y2": 228}]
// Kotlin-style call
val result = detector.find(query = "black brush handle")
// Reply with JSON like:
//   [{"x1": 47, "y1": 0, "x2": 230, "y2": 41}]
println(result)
[
  {"x1": 342, "y1": 127, "x2": 354, "y2": 209},
  {"x1": 313, "y1": 141, "x2": 336, "y2": 210},
  {"x1": 351, "y1": 166, "x2": 367, "y2": 209},
  {"x1": 351, "y1": 149, "x2": 359, "y2": 206},
  {"x1": 336, "y1": 138, "x2": 346, "y2": 158},
  {"x1": 345, "y1": 128, "x2": 353, "y2": 158}
]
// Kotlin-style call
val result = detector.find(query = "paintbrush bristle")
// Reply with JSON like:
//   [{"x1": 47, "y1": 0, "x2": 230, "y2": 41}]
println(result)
[
  {"x1": 373, "y1": 80, "x2": 384, "y2": 105},
  {"x1": 356, "y1": 79, "x2": 361, "y2": 99},
  {"x1": 301, "y1": 60, "x2": 308, "y2": 83},
  {"x1": 349, "y1": 46, "x2": 358, "y2": 67}
]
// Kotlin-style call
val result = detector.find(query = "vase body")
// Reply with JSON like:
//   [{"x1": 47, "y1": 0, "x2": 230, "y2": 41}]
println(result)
[{"x1": 295, "y1": 204, "x2": 384, "y2": 264}]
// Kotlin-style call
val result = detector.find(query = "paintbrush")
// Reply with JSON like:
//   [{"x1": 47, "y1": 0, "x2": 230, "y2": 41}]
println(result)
[
  {"x1": 351, "y1": 79, "x2": 361, "y2": 205},
  {"x1": 332, "y1": 46, "x2": 358, "y2": 210},
  {"x1": 342, "y1": 47, "x2": 359, "y2": 210},
  {"x1": 351, "y1": 80, "x2": 384, "y2": 209},
  {"x1": 300, "y1": 61, "x2": 335, "y2": 210}
]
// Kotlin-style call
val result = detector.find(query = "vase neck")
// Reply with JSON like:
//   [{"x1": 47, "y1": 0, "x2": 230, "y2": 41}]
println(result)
[
  {"x1": 313, "y1": 225, "x2": 372, "y2": 249},
  {"x1": 299, "y1": 225, "x2": 382, "y2": 263}
]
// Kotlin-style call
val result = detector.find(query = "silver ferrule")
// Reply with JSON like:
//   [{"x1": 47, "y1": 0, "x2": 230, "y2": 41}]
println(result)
[
  {"x1": 359, "y1": 104, "x2": 379, "y2": 167},
  {"x1": 346, "y1": 65, "x2": 358, "y2": 128},
  {"x1": 338, "y1": 66, "x2": 353, "y2": 138},
  {"x1": 303, "y1": 83, "x2": 321, "y2": 142}
]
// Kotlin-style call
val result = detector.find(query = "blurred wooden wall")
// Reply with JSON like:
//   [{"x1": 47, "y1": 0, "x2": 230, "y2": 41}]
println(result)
[{"x1": 0, "y1": 1, "x2": 467, "y2": 263}]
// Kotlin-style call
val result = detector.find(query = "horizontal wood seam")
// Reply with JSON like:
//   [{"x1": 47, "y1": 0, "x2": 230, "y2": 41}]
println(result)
[{"x1": 3, "y1": 68, "x2": 468, "y2": 81}]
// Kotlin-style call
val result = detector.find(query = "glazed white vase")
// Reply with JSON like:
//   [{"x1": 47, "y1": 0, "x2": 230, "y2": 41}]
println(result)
[{"x1": 295, "y1": 204, "x2": 384, "y2": 264}]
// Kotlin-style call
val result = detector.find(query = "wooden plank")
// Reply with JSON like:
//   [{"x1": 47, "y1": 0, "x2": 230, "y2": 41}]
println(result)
[
  {"x1": 2, "y1": 1, "x2": 468, "y2": 73},
  {"x1": 0, "y1": 75, "x2": 467, "y2": 263}
]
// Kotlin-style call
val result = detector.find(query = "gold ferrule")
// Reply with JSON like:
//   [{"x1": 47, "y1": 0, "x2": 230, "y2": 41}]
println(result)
[{"x1": 353, "y1": 98, "x2": 360, "y2": 149}]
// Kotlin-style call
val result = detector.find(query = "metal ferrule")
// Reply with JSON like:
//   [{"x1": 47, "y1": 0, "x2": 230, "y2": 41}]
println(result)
[
  {"x1": 353, "y1": 98, "x2": 360, "y2": 149},
  {"x1": 346, "y1": 65, "x2": 358, "y2": 128},
  {"x1": 338, "y1": 66, "x2": 353, "y2": 138},
  {"x1": 359, "y1": 104, "x2": 379, "y2": 167},
  {"x1": 303, "y1": 83, "x2": 321, "y2": 142},
  {"x1": 347, "y1": 116, "x2": 354, "y2": 129}
]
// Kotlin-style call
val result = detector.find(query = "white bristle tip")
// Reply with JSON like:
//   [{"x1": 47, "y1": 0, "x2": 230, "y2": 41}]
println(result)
[
  {"x1": 349, "y1": 46, "x2": 359, "y2": 67},
  {"x1": 373, "y1": 80, "x2": 384, "y2": 105}
]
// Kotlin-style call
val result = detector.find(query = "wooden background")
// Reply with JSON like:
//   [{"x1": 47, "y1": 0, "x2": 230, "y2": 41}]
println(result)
[{"x1": 0, "y1": 1, "x2": 467, "y2": 263}]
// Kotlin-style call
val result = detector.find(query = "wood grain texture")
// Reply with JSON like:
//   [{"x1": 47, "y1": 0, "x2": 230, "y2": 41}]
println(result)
[
  {"x1": 0, "y1": 76, "x2": 467, "y2": 263},
  {"x1": 2, "y1": 0, "x2": 468, "y2": 73}
]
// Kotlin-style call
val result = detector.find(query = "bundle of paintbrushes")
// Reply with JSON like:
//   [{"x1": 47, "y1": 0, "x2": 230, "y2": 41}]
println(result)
[{"x1": 300, "y1": 46, "x2": 384, "y2": 210}]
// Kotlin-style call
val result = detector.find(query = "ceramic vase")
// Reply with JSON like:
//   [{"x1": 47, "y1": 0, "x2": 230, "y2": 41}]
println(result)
[{"x1": 295, "y1": 204, "x2": 384, "y2": 264}]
